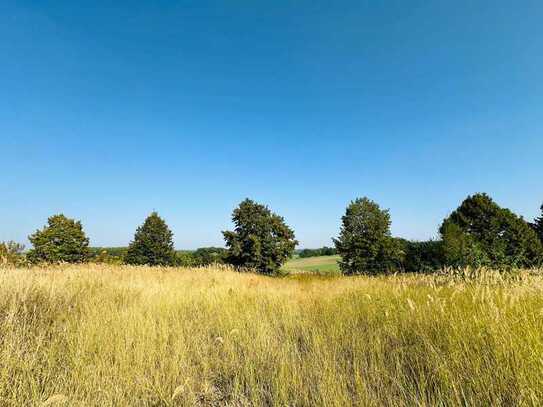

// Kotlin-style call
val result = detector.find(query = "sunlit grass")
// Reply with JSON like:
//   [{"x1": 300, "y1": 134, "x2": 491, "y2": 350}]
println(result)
[{"x1": 1, "y1": 264, "x2": 543, "y2": 405}]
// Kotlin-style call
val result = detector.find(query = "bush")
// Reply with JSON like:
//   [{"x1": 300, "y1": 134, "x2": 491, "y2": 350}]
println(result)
[
  {"x1": 192, "y1": 247, "x2": 227, "y2": 266},
  {"x1": 174, "y1": 248, "x2": 227, "y2": 267},
  {"x1": 28, "y1": 214, "x2": 90, "y2": 264},
  {"x1": 125, "y1": 212, "x2": 175, "y2": 266},
  {"x1": 0, "y1": 241, "x2": 26, "y2": 267},
  {"x1": 89, "y1": 247, "x2": 127, "y2": 264},
  {"x1": 223, "y1": 199, "x2": 298, "y2": 275},
  {"x1": 440, "y1": 193, "x2": 543, "y2": 268},
  {"x1": 440, "y1": 222, "x2": 490, "y2": 268},
  {"x1": 334, "y1": 198, "x2": 403, "y2": 275},
  {"x1": 399, "y1": 239, "x2": 444, "y2": 273},
  {"x1": 174, "y1": 251, "x2": 198, "y2": 267}
]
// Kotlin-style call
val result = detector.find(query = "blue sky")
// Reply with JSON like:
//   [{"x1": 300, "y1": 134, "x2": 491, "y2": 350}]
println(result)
[{"x1": 1, "y1": 0, "x2": 542, "y2": 249}]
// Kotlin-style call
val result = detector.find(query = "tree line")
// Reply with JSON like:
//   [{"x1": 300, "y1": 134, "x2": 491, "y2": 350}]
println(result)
[
  {"x1": 2, "y1": 193, "x2": 543, "y2": 275},
  {"x1": 336, "y1": 194, "x2": 543, "y2": 275},
  {"x1": 297, "y1": 247, "x2": 337, "y2": 258},
  {"x1": 88, "y1": 246, "x2": 227, "y2": 267}
]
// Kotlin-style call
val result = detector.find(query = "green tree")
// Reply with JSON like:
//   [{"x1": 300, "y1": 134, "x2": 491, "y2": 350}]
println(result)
[
  {"x1": 192, "y1": 247, "x2": 227, "y2": 266},
  {"x1": 440, "y1": 222, "x2": 490, "y2": 268},
  {"x1": 223, "y1": 199, "x2": 298, "y2": 275},
  {"x1": 333, "y1": 198, "x2": 403, "y2": 275},
  {"x1": 440, "y1": 193, "x2": 543, "y2": 268},
  {"x1": 399, "y1": 239, "x2": 444, "y2": 273},
  {"x1": 125, "y1": 212, "x2": 175, "y2": 266},
  {"x1": 298, "y1": 246, "x2": 337, "y2": 258},
  {"x1": 28, "y1": 214, "x2": 90, "y2": 263},
  {"x1": 533, "y1": 204, "x2": 543, "y2": 244},
  {"x1": 174, "y1": 251, "x2": 197, "y2": 267}
]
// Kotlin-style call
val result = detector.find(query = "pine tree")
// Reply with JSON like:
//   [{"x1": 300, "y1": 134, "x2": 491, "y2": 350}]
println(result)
[
  {"x1": 124, "y1": 212, "x2": 175, "y2": 266},
  {"x1": 333, "y1": 197, "x2": 403, "y2": 275},
  {"x1": 223, "y1": 199, "x2": 297, "y2": 275},
  {"x1": 28, "y1": 214, "x2": 90, "y2": 263}
]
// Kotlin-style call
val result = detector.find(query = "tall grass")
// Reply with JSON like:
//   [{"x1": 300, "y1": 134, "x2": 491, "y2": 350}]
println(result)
[{"x1": 1, "y1": 264, "x2": 543, "y2": 406}]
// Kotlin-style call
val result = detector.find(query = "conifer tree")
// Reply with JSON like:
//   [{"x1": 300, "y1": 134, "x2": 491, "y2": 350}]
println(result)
[{"x1": 125, "y1": 212, "x2": 175, "y2": 266}]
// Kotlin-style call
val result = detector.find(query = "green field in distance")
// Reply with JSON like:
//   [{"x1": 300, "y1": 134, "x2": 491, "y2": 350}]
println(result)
[{"x1": 283, "y1": 255, "x2": 341, "y2": 274}]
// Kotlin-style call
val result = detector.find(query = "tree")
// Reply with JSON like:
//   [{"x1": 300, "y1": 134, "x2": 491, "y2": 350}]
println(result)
[
  {"x1": 333, "y1": 198, "x2": 403, "y2": 275},
  {"x1": 124, "y1": 212, "x2": 175, "y2": 266},
  {"x1": 440, "y1": 193, "x2": 543, "y2": 268},
  {"x1": 533, "y1": 204, "x2": 543, "y2": 244},
  {"x1": 174, "y1": 251, "x2": 197, "y2": 267},
  {"x1": 192, "y1": 247, "x2": 227, "y2": 266},
  {"x1": 440, "y1": 222, "x2": 490, "y2": 268},
  {"x1": 223, "y1": 199, "x2": 298, "y2": 275},
  {"x1": 399, "y1": 239, "x2": 444, "y2": 273},
  {"x1": 28, "y1": 214, "x2": 90, "y2": 263},
  {"x1": 298, "y1": 246, "x2": 337, "y2": 258}
]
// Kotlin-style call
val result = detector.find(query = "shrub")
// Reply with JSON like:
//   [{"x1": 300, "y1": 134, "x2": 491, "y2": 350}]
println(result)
[
  {"x1": 334, "y1": 197, "x2": 403, "y2": 275},
  {"x1": 400, "y1": 239, "x2": 444, "y2": 273},
  {"x1": 28, "y1": 214, "x2": 90, "y2": 263},
  {"x1": 125, "y1": 212, "x2": 175, "y2": 266},
  {"x1": 223, "y1": 199, "x2": 298, "y2": 275},
  {"x1": 192, "y1": 247, "x2": 227, "y2": 266},
  {"x1": 89, "y1": 247, "x2": 127, "y2": 264},
  {"x1": 174, "y1": 248, "x2": 227, "y2": 267},
  {"x1": 440, "y1": 193, "x2": 543, "y2": 268},
  {"x1": 174, "y1": 251, "x2": 198, "y2": 267},
  {"x1": 0, "y1": 241, "x2": 26, "y2": 267}
]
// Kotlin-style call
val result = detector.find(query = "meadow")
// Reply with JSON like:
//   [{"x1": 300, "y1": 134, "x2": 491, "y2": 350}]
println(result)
[
  {"x1": 1, "y1": 264, "x2": 543, "y2": 406},
  {"x1": 282, "y1": 255, "x2": 341, "y2": 275}
]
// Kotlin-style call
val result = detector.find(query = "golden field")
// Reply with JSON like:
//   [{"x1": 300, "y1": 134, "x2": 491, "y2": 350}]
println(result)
[{"x1": 1, "y1": 265, "x2": 543, "y2": 406}]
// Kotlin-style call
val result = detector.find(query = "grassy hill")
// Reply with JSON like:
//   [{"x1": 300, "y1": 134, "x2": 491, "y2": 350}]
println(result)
[{"x1": 283, "y1": 255, "x2": 341, "y2": 274}]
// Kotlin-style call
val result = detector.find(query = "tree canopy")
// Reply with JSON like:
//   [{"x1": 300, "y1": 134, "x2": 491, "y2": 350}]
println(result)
[
  {"x1": 334, "y1": 197, "x2": 402, "y2": 275},
  {"x1": 440, "y1": 193, "x2": 543, "y2": 268},
  {"x1": 223, "y1": 199, "x2": 297, "y2": 275},
  {"x1": 124, "y1": 212, "x2": 175, "y2": 266},
  {"x1": 28, "y1": 214, "x2": 90, "y2": 263},
  {"x1": 533, "y1": 205, "x2": 543, "y2": 244}
]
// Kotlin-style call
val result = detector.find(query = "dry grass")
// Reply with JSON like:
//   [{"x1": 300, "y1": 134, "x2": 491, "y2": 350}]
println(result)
[{"x1": 1, "y1": 264, "x2": 543, "y2": 406}]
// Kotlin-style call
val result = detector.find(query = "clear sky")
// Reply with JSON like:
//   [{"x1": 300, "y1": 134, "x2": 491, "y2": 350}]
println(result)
[{"x1": 1, "y1": 1, "x2": 542, "y2": 249}]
